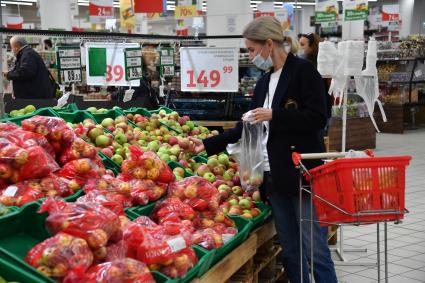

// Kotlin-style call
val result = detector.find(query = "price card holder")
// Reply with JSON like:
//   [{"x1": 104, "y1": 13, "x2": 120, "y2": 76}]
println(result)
[
  {"x1": 85, "y1": 42, "x2": 140, "y2": 87},
  {"x1": 56, "y1": 46, "x2": 83, "y2": 84},
  {"x1": 124, "y1": 47, "x2": 143, "y2": 81},
  {"x1": 160, "y1": 47, "x2": 175, "y2": 78},
  {"x1": 180, "y1": 47, "x2": 239, "y2": 92}
]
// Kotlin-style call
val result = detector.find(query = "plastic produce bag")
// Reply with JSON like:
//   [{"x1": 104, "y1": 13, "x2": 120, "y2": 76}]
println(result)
[
  {"x1": 0, "y1": 138, "x2": 59, "y2": 184},
  {"x1": 120, "y1": 146, "x2": 174, "y2": 183},
  {"x1": 26, "y1": 232, "x2": 93, "y2": 279},
  {"x1": 56, "y1": 158, "x2": 105, "y2": 187},
  {"x1": 126, "y1": 179, "x2": 167, "y2": 204},
  {"x1": 39, "y1": 199, "x2": 122, "y2": 252},
  {"x1": 152, "y1": 197, "x2": 197, "y2": 223},
  {"x1": 59, "y1": 138, "x2": 100, "y2": 166},
  {"x1": 239, "y1": 122, "x2": 264, "y2": 192},
  {"x1": 168, "y1": 176, "x2": 221, "y2": 212},
  {"x1": 21, "y1": 115, "x2": 76, "y2": 153},
  {"x1": 191, "y1": 228, "x2": 225, "y2": 250},
  {"x1": 77, "y1": 191, "x2": 129, "y2": 216},
  {"x1": 64, "y1": 258, "x2": 155, "y2": 283}
]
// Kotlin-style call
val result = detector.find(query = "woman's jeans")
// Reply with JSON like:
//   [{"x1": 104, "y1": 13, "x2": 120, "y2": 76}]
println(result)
[{"x1": 261, "y1": 172, "x2": 338, "y2": 283}]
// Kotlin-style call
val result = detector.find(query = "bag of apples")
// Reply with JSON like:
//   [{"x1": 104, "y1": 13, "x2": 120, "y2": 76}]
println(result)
[
  {"x1": 169, "y1": 176, "x2": 221, "y2": 212},
  {"x1": 64, "y1": 258, "x2": 155, "y2": 283},
  {"x1": 59, "y1": 138, "x2": 102, "y2": 166},
  {"x1": 120, "y1": 146, "x2": 174, "y2": 184},
  {"x1": 0, "y1": 173, "x2": 73, "y2": 207},
  {"x1": 239, "y1": 121, "x2": 264, "y2": 192},
  {"x1": 151, "y1": 197, "x2": 197, "y2": 223},
  {"x1": 127, "y1": 179, "x2": 167, "y2": 205},
  {"x1": 56, "y1": 158, "x2": 105, "y2": 187},
  {"x1": 25, "y1": 232, "x2": 94, "y2": 280},
  {"x1": 21, "y1": 115, "x2": 76, "y2": 153},
  {"x1": 0, "y1": 138, "x2": 60, "y2": 183},
  {"x1": 39, "y1": 199, "x2": 122, "y2": 260},
  {"x1": 0, "y1": 127, "x2": 55, "y2": 158}
]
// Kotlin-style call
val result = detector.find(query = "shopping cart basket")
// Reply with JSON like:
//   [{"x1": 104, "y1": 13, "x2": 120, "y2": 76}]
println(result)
[{"x1": 292, "y1": 151, "x2": 411, "y2": 283}]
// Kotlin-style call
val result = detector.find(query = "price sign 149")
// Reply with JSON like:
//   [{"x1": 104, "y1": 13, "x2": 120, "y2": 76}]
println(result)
[{"x1": 186, "y1": 66, "x2": 233, "y2": 88}]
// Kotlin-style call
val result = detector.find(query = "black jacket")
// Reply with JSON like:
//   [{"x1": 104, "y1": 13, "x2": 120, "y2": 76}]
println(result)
[
  {"x1": 203, "y1": 53, "x2": 327, "y2": 195},
  {"x1": 7, "y1": 46, "x2": 54, "y2": 99}
]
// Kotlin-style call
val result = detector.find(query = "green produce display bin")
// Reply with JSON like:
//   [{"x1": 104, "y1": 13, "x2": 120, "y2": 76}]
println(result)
[
  {"x1": 123, "y1": 107, "x2": 151, "y2": 117},
  {"x1": 90, "y1": 108, "x2": 126, "y2": 125},
  {"x1": 0, "y1": 203, "x2": 55, "y2": 283},
  {"x1": 100, "y1": 152, "x2": 121, "y2": 175},
  {"x1": 0, "y1": 249, "x2": 54, "y2": 283},
  {"x1": 56, "y1": 109, "x2": 96, "y2": 124},
  {"x1": 53, "y1": 103, "x2": 79, "y2": 113},
  {"x1": 125, "y1": 201, "x2": 157, "y2": 219},
  {"x1": 210, "y1": 216, "x2": 253, "y2": 266},
  {"x1": 0, "y1": 206, "x2": 19, "y2": 221},
  {"x1": 0, "y1": 107, "x2": 59, "y2": 125},
  {"x1": 149, "y1": 106, "x2": 174, "y2": 115}
]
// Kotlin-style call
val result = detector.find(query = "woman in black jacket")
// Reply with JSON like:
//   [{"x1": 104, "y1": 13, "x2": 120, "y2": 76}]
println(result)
[{"x1": 190, "y1": 17, "x2": 337, "y2": 283}]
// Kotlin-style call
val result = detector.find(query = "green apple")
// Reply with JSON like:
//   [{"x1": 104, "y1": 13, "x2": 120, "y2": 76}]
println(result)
[
  {"x1": 101, "y1": 118, "x2": 115, "y2": 128},
  {"x1": 218, "y1": 154, "x2": 230, "y2": 166},
  {"x1": 203, "y1": 172, "x2": 216, "y2": 182},
  {"x1": 114, "y1": 133, "x2": 127, "y2": 145},
  {"x1": 111, "y1": 154, "x2": 123, "y2": 165},
  {"x1": 95, "y1": 135, "x2": 111, "y2": 147},
  {"x1": 9, "y1": 110, "x2": 19, "y2": 117},
  {"x1": 24, "y1": 105, "x2": 36, "y2": 114},
  {"x1": 87, "y1": 107, "x2": 97, "y2": 113},
  {"x1": 147, "y1": 141, "x2": 160, "y2": 152}
]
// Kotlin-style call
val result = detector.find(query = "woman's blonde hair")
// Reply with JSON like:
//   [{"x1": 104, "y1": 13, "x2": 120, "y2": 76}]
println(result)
[{"x1": 243, "y1": 16, "x2": 298, "y2": 54}]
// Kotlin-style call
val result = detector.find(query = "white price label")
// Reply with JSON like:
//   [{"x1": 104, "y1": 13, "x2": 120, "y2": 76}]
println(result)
[
  {"x1": 180, "y1": 47, "x2": 239, "y2": 92},
  {"x1": 125, "y1": 50, "x2": 142, "y2": 57},
  {"x1": 126, "y1": 57, "x2": 142, "y2": 67},
  {"x1": 60, "y1": 57, "x2": 81, "y2": 69},
  {"x1": 85, "y1": 42, "x2": 140, "y2": 87},
  {"x1": 166, "y1": 236, "x2": 187, "y2": 253},
  {"x1": 127, "y1": 67, "x2": 142, "y2": 80},
  {"x1": 3, "y1": 185, "x2": 18, "y2": 197},
  {"x1": 161, "y1": 56, "x2": 174, "y2": 65},
  {"x1": 58, "y1": 49, "x2": 81, "y2": 57},
  {"x1": 62, "y1": 69, "x2": 82, "y2": 83}
]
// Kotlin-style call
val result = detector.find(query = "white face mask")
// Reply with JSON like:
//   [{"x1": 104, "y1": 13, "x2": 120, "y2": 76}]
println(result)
[
  {"x1": 251, "y1": 45, "x2": 273, "y2": 70},
  {"x1": 298, "y1": 48, "x2": 306, "y2": 58}
]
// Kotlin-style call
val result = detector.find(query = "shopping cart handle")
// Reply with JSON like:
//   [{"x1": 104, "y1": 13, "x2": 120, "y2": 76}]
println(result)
[{"x1": 292, "y1": 149, "x2": 375, "y2": 165}]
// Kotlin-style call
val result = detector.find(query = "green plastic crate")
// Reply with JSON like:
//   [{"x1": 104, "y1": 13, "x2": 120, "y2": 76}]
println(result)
[
  {"x1": 0, "y1": 108, "x2": 59, "y2": 126},
  {"x1": 0, "y1": 203, "x2": 55, "y2": 283},
  {"x1": 251, "y1": 201, "x2": 272, "y2": 228},
  {"x1": 123, "y1": 107, "x2": 151, "y2": 117},
  {"x1": 99, "y1": 152, "x2": 121, "y2": 175},
  {"x1": 125, "y1": 201, "x2": 157, "y2": 219},
  {"x1": 90, "y1": 108, "x2": 126, "y2": 125},
  {"x1": 53, "y1": 103, "x2": 79, "y2": 113},
  {"x1": 56, "y1": 110, "x2": 96, "y2": 124},
  {"x1": 149, "y1": 106, "x2": 174, "y2": 115},
  {"x1": 0, "y1": 248, "x2": 54, "y2": 283},
  {"x1": 210, "y1": 216, "x2": 253, "y2": 266},
  {"x1": 152, "y1": 271, "x2": 177, "y2": 283},
  {"x1": 0, "y1": 206, "x2": 19, "y2": 221}
]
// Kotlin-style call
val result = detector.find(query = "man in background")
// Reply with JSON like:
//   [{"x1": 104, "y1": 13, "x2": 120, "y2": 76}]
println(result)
[{"x1": 3, "y1": 36, "x2": 55, "y2": 99}]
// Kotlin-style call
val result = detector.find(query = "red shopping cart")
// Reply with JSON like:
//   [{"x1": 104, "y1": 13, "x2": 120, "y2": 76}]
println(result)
[{"x1": 292, "y1": 151, "x2": 411, "y2": 283}]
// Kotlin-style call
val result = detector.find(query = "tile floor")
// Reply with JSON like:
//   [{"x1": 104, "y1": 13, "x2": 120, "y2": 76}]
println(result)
[{"x1": 332, "y1": 129, "x2": 425, "y2": 283}]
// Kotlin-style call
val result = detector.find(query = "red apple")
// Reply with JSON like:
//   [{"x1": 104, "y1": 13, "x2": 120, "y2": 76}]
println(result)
[
  {"x1": 101, "y1": 147, "x2": 113, "y2": 158},
  {"x1": 168, "y1": 136, "x2": 178, "y2": 146},
  {"x1": 228, "y1": 205, "x2": 242, "y2": 216}
]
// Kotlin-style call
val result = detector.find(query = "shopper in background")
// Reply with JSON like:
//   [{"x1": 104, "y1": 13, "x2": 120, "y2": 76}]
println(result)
[
  {"x1": 298, "y1": 33, "x2": 320, "y2": 68},
  {"x1": 190, "y1": 17, "x2": 337, "y2": 283},
  {"x1": 44, "y1": 39, "x2": 53, "y2": 51},
  {"x1": 4, "y1": 36, "x2": 55, "y2": 99}
]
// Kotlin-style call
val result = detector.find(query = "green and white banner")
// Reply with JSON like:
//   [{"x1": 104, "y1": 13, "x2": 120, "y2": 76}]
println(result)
[
  {"x1": 344, "y1": 0, "x2": 368, "y2": 21},
  {"x1": 315, "y1": 0, "x2": 338, "y2": 23}
]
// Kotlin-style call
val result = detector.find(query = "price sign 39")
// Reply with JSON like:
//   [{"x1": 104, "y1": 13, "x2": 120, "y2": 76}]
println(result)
[{"x1": 180, "y1": 47, "x2": 238, "y2": 92}]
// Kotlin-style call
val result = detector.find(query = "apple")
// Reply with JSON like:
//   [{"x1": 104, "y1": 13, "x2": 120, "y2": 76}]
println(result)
[
  {"x1": 168, "y1": 136, "x2": 178, "y2": 146},
  {"x1": 169, "y1": 145, "x2": 181, "y2": 156},
  {"x1": 101, "y1": 148, "x2": 113, "y2": 158},
  {"x1": 160, "y1": 153, "x2": 170, "y2": 162},
  {"x1": 178, "y1": 159, "x2": 189, "y2": 168},
  {"x1": 232, "y1": 186, "x2": 243, "y2": 196},
  {"x1": 228, "y1": 205, "x2": 242, "y2": 216},
  {"x1": 196, "y1": 164, "x2": 210, "y2": 177},
  {"x1": 203, "y1": 172, "x2": 216, "y2": 182},
  {"x1": 207, "y1": 158, "x2": 219, "y2": 170},
  {"x1": 95, "y1": 135, "x2": 111, "y2": 148},
  {"x1": 218, "y1": 154, "x2": 230, "y2": 166},
  {"x1": 212, "y1": 165, "x2": 224, "y2": 176},
  {"x1": 101, "y1": 118, "x2": 115, "y2": 128},
  {"x1": 0, "y1": 164, "x2": 12, "y2": 179},
  {"x1": 173, "y1": 167, "x2": 185, "y2": 178},
  {"x1": 147, "y1": 141, "x2": 160, "y2": 152},
  {"x1": 217, "y1": 184, "x2": 230, "y2": 192},
  {"x1": 228, "y1": 198, "x2": 239, "y2": 207},
  {"x1": 184, "y1": 185, "x2": 198, "y2": 198},
  {"x1": 87, "y1": 107, "x2": 97, "y2": 113},
  {"x1": 239, "y1": 198, "x2": 252, "y2": 209},
  {"x1": 250, "y1": 208, "x2": 261, "y2": 218},
  {"x1": 249, "y1": 174, "x2": 263, "y2": 187},
  {"x1": 87, "y1": 126, "x2": 104, "y2": 141},
  {"x1": 241, "y1": 211, "x2": 253, "y2": 219},
  {"x1": 114, "y1": 133, "x2": 127, "y2": 145},
  {"x1": 232, "y1": 175, "x2": 241, "y2": 186},
  {"x1": 252, "y1": 190, "x2": 262, "y2": 202},
  {"x1": 111, "y1": 154, "x2": 124, "y2": 165},
  {"x1": 178, "y1": 137, "x2": 190, "y2": 149},
  {"x1": 115, "y1": 115, "x2": 127, "y2": 124}
]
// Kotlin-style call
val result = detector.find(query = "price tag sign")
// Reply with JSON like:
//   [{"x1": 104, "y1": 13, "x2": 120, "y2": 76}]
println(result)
[
  {"x1": 56, "y1": 46, "x2": 82, "y2": 84},
  {"x1": 89, "y1": 0, "x2": 114, "y2": 23},
  {"x1": 85, "y1": 42, "x2": 140, "y2": 87},
  {"x1": 180, "y1": 47, "x2": 238, "y2": 92},
  {"x1": 124, "y1": 48, "x2": 143, "y2": 81},
  {"x1": 160, "y1": 47, "x2": 175, "y2": 77}
]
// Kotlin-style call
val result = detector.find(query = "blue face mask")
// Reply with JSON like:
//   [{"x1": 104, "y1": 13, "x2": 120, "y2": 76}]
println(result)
[{"x1": 251, "y1": 46, "x2": 273, "y2": 70}]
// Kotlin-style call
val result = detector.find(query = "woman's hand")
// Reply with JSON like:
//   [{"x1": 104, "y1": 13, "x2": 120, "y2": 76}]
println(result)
[
  {"x1": 188, "y1": 137, "x2": 205, "y2": 154},
  {"x1": 252, "y1": 108, "x2": 273, "y2": 124}
]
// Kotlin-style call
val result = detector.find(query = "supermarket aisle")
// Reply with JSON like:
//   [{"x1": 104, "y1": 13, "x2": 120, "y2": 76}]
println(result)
[{"x1": 333, "y1": 129, "x2": 425, "y2": 283}]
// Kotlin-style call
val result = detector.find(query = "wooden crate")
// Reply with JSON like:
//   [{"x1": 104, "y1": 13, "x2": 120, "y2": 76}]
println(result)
[
  {"x1": 374, "y1": 103, "x2": 404, "y2": 134},
  {"x1": 327, "y1": 117, "x2": 376, "y2": 151}
]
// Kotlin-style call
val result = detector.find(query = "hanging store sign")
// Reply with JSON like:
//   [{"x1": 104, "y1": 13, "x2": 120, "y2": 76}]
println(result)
[
  {"x1": 315, "y1": 0, "x2": 338, "y2": 23},
  {"x1": 56, "y1": 46, "x2": 82, "y2": 84},
  {"x1": 85, "y1": 42, "x2": 140, "y2": 87},
  {"x1": 344, "y1": 0, "x2": 368, "y2": 21},
  {"x1": 124, "y1": 48, "x2": 143, "y2": 81},
  {"x1": 160, "y1": 48, "x2": 175, "y2": 77},
  {"x1": 382, "y1": 4, "x2": 399, "y2": 22},
  {"x1": 120, "y1": 0, "x2": 135, "y2": 32},
  {"x1": 175, "y1": 0, "x2": 201, "y2": 19},
  {"x1": 89, "y1": 0, "x2": 114, "y2": 24},
  {"x1": 180, "y1": 47, "x2": 238, "y2": 92}
]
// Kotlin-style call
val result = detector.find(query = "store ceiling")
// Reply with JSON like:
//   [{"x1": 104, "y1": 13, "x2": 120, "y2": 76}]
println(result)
[{"x1": 0, "y1": 0, "x2": 377, "y2": 9}]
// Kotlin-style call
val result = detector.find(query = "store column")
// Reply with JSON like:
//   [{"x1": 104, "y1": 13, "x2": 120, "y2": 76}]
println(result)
[
  {"x1": 205, "y1": 0, "x2": 253, "y2": 47},
  {"x1": 39, "y1": 0, "x2": 72, "y2": 31}
]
